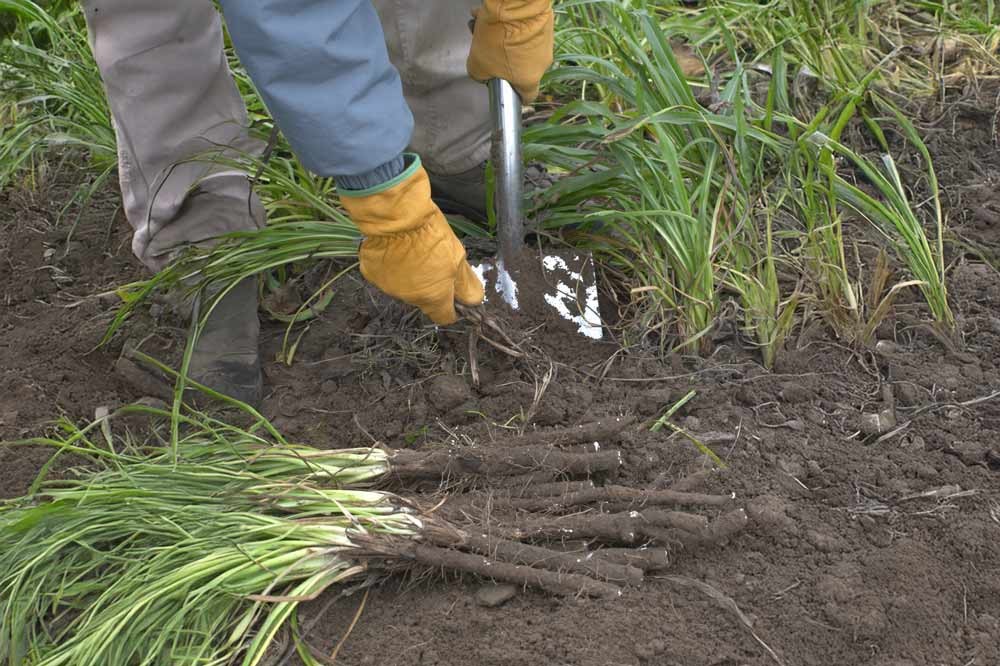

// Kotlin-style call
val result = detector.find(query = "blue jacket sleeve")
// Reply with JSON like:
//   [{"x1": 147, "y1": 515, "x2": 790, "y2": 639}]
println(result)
[{"x1": 217, "y1": 0, "x2": 414, "y2": 178}]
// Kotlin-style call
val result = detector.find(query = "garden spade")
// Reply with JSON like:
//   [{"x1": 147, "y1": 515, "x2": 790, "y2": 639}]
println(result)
[{"x1": 470, "y1": 78, "x2": 603, "y2": 340}]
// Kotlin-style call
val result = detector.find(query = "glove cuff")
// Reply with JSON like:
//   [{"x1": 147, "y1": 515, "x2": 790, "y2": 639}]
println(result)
[
  {"x1": 336, "y1": 154, "x2": 407, "y2": 192},
  {"x1": 339, "y1": 154, "x2": 441, "y2": 237},
  {"x1": 338, "y1": 153, "x2": 422, "y2": 198}
]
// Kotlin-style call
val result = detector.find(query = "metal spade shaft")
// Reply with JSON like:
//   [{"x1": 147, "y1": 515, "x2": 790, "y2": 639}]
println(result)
[{"x1": 488, "y1": 78, "x2": 525, "y2": 262}]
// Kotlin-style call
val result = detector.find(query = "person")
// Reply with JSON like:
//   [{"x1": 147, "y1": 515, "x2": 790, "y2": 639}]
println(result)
[{"x1": 81, "y1": 0, "x2": 554, "y2": 405}]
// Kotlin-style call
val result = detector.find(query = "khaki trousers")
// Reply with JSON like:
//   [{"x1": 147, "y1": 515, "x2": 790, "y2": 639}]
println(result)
[{"x1": 83, "y1": 1, "x2": 490, "y2": 271}]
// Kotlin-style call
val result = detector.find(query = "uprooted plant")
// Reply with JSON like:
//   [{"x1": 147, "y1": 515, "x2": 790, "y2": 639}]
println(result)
[{"x1": 0, "y1": 405, "x2": 747, "y2": 666}]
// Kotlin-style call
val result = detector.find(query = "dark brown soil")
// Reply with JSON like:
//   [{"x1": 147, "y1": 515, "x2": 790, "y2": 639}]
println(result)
[{"x1": 3, "y1": 98, "x2": 1000, "y2": 665}]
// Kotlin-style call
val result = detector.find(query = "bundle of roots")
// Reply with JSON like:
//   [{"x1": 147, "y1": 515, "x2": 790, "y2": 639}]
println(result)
[{"x1": 0, "y1": 406, "x2": 746, "y2": 666}]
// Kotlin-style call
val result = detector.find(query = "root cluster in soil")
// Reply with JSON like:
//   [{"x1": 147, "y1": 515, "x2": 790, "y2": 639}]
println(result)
[{"x1": 368, "y1": 422, "x2": 748, "y2": 599}]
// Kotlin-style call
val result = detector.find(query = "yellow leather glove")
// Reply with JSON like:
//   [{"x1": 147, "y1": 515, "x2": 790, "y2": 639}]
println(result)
[
  {"x1": 339, "y1": 156, "x2": 485, "y2": 325},
  {"x1": 466, "y1": 0, "x2": 554, "y2": 102}
]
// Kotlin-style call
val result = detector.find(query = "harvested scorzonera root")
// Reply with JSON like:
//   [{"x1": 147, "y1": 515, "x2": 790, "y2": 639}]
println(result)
[{"x1": 0, "y1": 407, "x2": 746, "y2": 665}]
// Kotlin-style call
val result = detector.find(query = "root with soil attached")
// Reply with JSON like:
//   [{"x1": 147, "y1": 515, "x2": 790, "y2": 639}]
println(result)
[
  {"x1": 387, "y1": 443, "x2": 624, "y2": 480},
  {"x1": 0, "y1": 403, "x2": 749, "y2": 665}
]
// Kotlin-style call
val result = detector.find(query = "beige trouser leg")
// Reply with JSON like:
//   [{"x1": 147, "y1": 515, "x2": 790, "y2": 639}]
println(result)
[
  {"x1": 373, "y1": 0, "x2": 492, "y2": 176},
  {"x1": 82, "y1": 0, "x2": 265, "y2": 272},
  {"x1": 85, "y1": 0, "x2": 488, "y2": 271}
]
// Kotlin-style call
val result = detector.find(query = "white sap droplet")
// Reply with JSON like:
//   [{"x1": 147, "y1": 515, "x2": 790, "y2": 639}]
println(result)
[
  {"x1": 471, "y1": 260, "x2": 519, "y2": 310},
  {"x1": 471, "y1": 263, "x2": 487, "y2": 288},
  {"x1": 540, "y1": 255, "x2": 602, "y2": 339},
  {"x1": 496, "y1": 259, "x2": 519, "y2": 310}
]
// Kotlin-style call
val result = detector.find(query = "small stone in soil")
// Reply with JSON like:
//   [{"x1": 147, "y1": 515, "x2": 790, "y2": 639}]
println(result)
[
  {"x1": 903, "y1": 461, "x2": 939, "y2": 481},
  {"x1": 474, "y1": 583, "x2": 518, "y2": 608},
  {"x1": 893, "y1": 382, "x2": 923, "y2": 407},
  {"x1": 860, "y1": 408, "x2": 896, "y2": 435},
  {"x1": 634, "y1": 638, "x2": 667, "y2": 661},
  {"x1": 679, "y1": 415, "x2": 701, "y2": 430},
  {"x1": 874, "y1": 339, "x2": 898, "y2": 355},
  {"x1": 775, "y1": 470, "x2": 811, "y2": 497},
  {"x1": 746, "y1": 494, "x2": 795, "y2": 532},
  {"x1": 806, "y1": 529, "x2": 845, "y2": 553},
  {"x1": 778, "y1": 458, "x2": 806, "y2": 478},
  {"x1": 427, "y1": 375, "x2": 472, "y2": 411},
  {"x1": 779, "y1": 382, "x2": 815, "y2": 403},
  {"x1": 947, "y1": 440, "x2": 989, "y2": 465}
]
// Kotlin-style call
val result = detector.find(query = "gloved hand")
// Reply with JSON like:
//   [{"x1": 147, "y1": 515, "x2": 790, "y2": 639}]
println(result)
[
  {"x1": 466, "y1": 0, "x2": 554, "y2": 102},
  {"x1": 339, "y1": 155, "x2": 485, "y2": 325}
]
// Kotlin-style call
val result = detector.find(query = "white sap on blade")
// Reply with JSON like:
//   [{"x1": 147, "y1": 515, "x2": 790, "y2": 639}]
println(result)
[
  {"x1": 541, "y1": 254, "x2": 603, "y2": 340},
  {"x1": 471, "y1": 260, "x2": 520, "y2": 310}
]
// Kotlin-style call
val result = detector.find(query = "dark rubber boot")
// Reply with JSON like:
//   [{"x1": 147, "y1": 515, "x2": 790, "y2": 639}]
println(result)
[
  {"x1": 428, "y1": 162, "x2": 488, "y2": 223},
  {"x1": 188, "y1": 277, "x2": 263, "y2": 407}
]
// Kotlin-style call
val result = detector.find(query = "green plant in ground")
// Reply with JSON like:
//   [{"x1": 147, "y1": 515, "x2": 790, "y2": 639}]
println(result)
[
  {"x1": 531, "y1": 0, "x2": 955, "y2": 353},
  {"x1": 2, "y1": 0, "x2": 962, "y2": 366},
  {"x1": 726, "y1": 205, "x2": 801, "y2": 369},
  {"x1": 812, "y1": 126, "x2": 954, "y2": 329},
  {"x1": 0, "y1": 0, "x2": 115, "y2": 202},
  {"x1": 533, "y1": 5, "x2": 775, "y2": 352}
]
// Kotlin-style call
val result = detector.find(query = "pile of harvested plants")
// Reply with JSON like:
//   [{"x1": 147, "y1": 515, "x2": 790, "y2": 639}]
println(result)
[{"x1": 0, "y1": 405, "x2": 746, "y2": 665}]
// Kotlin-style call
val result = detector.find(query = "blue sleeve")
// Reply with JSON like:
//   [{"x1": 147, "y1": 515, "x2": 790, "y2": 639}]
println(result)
[{"x1": 217, "y1": 0, "x2": 414, "y2": 178}]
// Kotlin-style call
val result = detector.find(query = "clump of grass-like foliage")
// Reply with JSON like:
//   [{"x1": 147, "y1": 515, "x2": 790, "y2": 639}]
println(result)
[
  {"x1": 0, "y1": 405, "x2": 413, "y2": 665},
  {"x1": 1, "y1": 396, "x2": 750, "y2": 665},
  {"x1": 3, "y1": 0, "x2": 986, "y2": 364}
]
